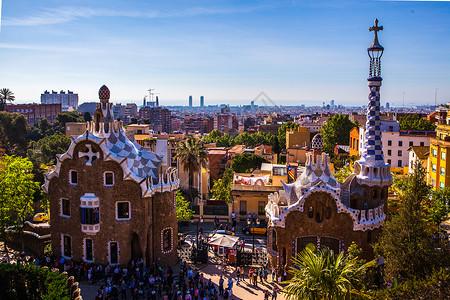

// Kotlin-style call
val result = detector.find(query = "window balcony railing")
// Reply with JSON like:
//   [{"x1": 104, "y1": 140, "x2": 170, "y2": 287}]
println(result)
[{"x1": 81, "y1": 224, "x2": 100, "y2": 234}]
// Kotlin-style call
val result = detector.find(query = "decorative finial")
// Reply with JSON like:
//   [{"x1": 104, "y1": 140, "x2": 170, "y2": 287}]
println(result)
[
  {"x1": 369, "y1": 18, "x2": 383, "y2": 34},
  {"x1": 99, "y1": 85, "x2": 110, "y2": 102},
  {"x1": 368, "y1": 19, "x2": 384, "y2": 78}
]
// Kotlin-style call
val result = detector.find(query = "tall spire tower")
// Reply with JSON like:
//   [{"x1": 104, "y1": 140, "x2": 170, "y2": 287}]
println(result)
[{"x1": 356, "y1": 19, "x2": 392, "y2": 187}]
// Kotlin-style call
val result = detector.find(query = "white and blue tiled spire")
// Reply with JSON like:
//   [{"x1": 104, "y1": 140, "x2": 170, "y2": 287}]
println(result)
[{"x1": 356, "y1": 19, "x2": 392, "y2": 187}]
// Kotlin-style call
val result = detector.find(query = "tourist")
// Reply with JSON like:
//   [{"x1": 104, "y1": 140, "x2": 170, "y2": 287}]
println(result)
[
  {"x1": 219, "y1": 276, "x2": 224, "y2": 296},
  {"x1": 263, "y1": 267, "x2": 268, "y2": 281},
  {"x1": 252, "y1": 268, "x2": 258, "y2": 287},
  {"x1": 272, "y1": 285, "x2": 279, "y2": 300},
  {"x1": 214, "y1": 216, "x2": 219, "y2": 229},
  {"x1": 227, "y1": 277, "x2": 233, "y2": 293},
  {"x1": 223, "y1": 288, "x2": 229, "y2": 299},
  {"x1": 271, "y1": 267, "x2": 276, "y2": 282},
  {"x1": 120, "y1": 280, "x2": 127, "y2": 299},
  {"x1": 264, "y1": 289, "x2": 271, "y2": 300},
  {"x1": 236, "y1": 265, "x2": 241, "y2": 285}
]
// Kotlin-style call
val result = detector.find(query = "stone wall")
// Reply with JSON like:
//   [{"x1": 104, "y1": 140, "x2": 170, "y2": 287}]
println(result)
[
  {"x1": 270, "y1": 191, "x2": 380, "y2": 268},
  {"x1": 49, "y1": 140, "x2": 177, "y2": 266}
]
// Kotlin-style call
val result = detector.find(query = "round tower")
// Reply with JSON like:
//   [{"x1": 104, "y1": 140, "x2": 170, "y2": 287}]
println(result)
[{"x1": 355, "y1": 19, "x2": 392, "y2": 188}]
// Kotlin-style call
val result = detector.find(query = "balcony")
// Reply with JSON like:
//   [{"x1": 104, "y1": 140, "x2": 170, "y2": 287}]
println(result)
[{"x1": 81, "y1": 224, "x2": 100, "y2": 235}]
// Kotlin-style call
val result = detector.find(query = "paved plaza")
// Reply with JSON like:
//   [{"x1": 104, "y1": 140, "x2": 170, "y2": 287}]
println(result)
[{"x1": 79, "y1": 262, "x2": 285, "y2": 300}]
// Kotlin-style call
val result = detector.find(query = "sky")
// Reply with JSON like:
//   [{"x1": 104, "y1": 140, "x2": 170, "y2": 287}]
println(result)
[{"x1": 0, "y1": 0, "x2": 449, "y2": 107}]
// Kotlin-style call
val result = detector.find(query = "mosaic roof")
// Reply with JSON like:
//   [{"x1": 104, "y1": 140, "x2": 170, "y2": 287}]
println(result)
[
  {"x1": 105, "y1": 127, "x2": 161, "y2": 179},
  {"x1": 311, "y1": 133, "x2": 323, "y2": 150}
]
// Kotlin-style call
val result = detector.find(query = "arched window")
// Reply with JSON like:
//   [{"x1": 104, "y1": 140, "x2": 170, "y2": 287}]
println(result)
[
  {"x1": 308, "y1": 207, "x2": 314, "y2": 218},
  {"x1": 315, "y1": 203, "x2": 323, "y2": 223},
  {"x1": 69, "y1": 170, "x2": 78, "y2": 185},
  {"x1": 161, "y1": 228, "x2": 173, "y2": 254},
  {"x1": 325, "y1": 207, "x2": 331, "y2": 219}
]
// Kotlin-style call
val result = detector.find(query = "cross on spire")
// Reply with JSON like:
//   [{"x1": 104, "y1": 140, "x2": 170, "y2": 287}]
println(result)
[{"x1": 369, "y1": 19, "x2": 383, "y2": 33}]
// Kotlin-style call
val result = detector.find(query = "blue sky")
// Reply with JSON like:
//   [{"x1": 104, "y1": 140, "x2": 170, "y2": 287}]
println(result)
[{"x1": 1, "y1": 0, "x2": 449, "y2": 107}]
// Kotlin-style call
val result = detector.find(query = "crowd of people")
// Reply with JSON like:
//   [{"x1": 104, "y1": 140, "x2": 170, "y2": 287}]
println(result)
[{"x1": 1, "y1": 216, "x2": 286, "y2": 299}]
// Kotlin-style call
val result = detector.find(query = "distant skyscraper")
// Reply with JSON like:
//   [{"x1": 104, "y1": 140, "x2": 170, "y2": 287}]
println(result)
[
  {"x1": 156, "y1": 96, "x2": 159, "y2": 107},
  {"x1": 331, "y1": 99, "x2": 335, "y2": 106},
  {"x1": 189, "y1": 95, "x2": 193, "y2": 107},
  {"x1": 41, "y1": 90, "x2": 78, "y2": 110},
  {"x1": 386, "y1": 102, "x2": 390, "y2": 109},
  {"x1": 200, "y1": 96, "x2": 204, "y2": 107}
]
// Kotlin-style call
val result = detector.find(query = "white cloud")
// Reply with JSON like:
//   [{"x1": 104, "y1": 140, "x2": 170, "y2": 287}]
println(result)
[{"x1": 3, "y1": 4, "x2": 273, "y2": 27}]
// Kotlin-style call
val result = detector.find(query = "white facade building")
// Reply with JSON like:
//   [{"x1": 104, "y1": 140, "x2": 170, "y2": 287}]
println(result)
[
  {"x1": 41, "y1": 90, "x2": 79, "y2": 111},
  {"x1": 358, "y1": 121, "x2": 434, "y2": 169}
]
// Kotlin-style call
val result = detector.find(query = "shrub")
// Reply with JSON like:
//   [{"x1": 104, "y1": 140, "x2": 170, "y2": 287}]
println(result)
[
  {"x1": 371, "y1": 269, "x2": 450, "y2": 299},
  {"x1": 0, "y1": 263, "x2": 70, "y2": 300}
]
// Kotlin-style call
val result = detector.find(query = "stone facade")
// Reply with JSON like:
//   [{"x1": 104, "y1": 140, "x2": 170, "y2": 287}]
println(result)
[{"x1": 43, "y1": 85, "x2": 179, "y2": 267}]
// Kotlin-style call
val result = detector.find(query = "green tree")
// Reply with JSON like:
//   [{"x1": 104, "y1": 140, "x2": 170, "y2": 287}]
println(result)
[
  {"x1": 129, "y1": 117, "x2": 138, "y2": 125},
  {"x1": 210, "y1": 168, "x2": 234, "y2": 203},
  {"x1": 28, "y1": 118, "x2": 56, "y2": 142},
  {"x1": 374, "y1": 161, "x2": 447, "y2": 281},
  {"x1": 54, "y1": 111, "x2": 84, "y2": 134},
  {"x1": 278, "y1": 121, "x2": 299, "y2": 150},
  {"x1": 0, "y1": 88, "x2": 15, "y2": 111},
  {"x1": 283, "y1": 245, "x2": 375, "y2": 300},
  {"x1": 215, "y1": 133, "x2": 235, "y2": 147},
  {"x1": 204, "y1": 129, "x2": 223, "y2": 143},
  {"x1": 83, "y1": 112, "x2": 92, "y2": 122},
  {"x1": 175, "y1": 190, "x2": 194, "y2": 222},
  {"x1": 334, "y1": 165, "x2": 352, "y2": 183},
  {"x1": 0, "y1": 155, "x2": 39, "y2": 260},
  {"x1": 321, "y1": 114, "x2": 357, "y2": 154},
  {"x1": 27, "y1": 134, "x2": 71, "y2": 171},
  {"x1": 0, "y1": 111, "x2": 30, "y2": 156},
  {"x1": 427, "y1": 187, "x2": 450, "y2": 228},
  {"x1": 230, "y1": 152, "x2": 269, "y2": 173},
  {"x1": 175, "y1": 136, "x2": 208, "y2": 201},
  {"x1": 399, "y1": 114, "x2": 435, "y2": 131}
]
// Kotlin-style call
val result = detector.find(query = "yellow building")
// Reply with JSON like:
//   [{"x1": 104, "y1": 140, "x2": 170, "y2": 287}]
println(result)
[
  {"x1": 65, "y1": 122, "x2": 87, "y2": 137},
  {"x1": 286, "y1": 127, "x2": 310, "y2": 149},
  {"x1": 230, "y1": 163, "x2": 286, "y2": 221},
  {"x1": 349, "y1": 127, "x2": 361, "y2": 157},
  {"x1": 428, "y1": 124, "x2": 450, "y2": 189}
]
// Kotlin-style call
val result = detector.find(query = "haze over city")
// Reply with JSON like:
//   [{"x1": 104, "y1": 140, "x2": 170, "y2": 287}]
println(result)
[{"x1": 1, "y1": 0, "x2": 449, "y2": 107}]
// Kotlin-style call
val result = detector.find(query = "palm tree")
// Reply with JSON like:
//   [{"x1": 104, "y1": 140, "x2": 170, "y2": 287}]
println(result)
[
  {"x1": 283, "y1": 246, "x2": 375, "y2": 300},
  {"x1": 0, "y1": 88, "x2": 15, "y2": 111},
  {"x1": 175, "y1": 136, "x2": 208, "y2": 201}
]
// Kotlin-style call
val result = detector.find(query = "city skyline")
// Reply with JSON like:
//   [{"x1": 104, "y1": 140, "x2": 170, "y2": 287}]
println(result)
[{"x1": 1, "y1": 0, "x2": 449, "y2": 107}]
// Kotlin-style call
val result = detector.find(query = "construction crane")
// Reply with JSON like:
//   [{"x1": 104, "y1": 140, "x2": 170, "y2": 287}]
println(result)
[{"x1": 144, "y1": 88, "x2": 160, "y2": 107}]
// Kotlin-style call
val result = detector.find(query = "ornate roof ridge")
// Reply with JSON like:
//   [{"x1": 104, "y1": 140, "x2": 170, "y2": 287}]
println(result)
[{"x1": 42, "y1": 127, "x2": 179, "y2": 197}]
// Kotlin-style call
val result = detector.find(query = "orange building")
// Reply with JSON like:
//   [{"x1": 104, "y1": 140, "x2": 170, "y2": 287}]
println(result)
[{"x1": 349, "y1": 127, "x2": 361, "y2": 157}]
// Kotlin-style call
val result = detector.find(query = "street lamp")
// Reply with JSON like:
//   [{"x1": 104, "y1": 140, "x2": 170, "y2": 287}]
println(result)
[
  {"x1": 191, "y1": 216, "x2": 204, "y2": 263},
  {"x1": 247, "y1": 218, "x2": 260, "y2": 253}
]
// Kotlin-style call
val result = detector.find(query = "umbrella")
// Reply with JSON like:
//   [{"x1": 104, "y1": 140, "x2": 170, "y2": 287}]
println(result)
[{"x1": 208, "y1": 234, "x2": 240, "y2": 248}]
